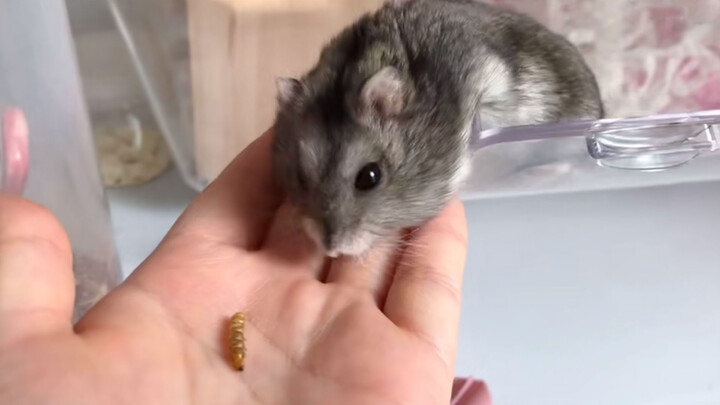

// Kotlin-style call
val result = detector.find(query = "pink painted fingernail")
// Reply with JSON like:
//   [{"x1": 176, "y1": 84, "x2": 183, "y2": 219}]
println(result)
[{"x1": 1, "y1": 107, "x2": 29, "y2": 194}]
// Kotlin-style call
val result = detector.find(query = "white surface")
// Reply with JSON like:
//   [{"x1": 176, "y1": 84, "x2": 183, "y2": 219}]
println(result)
[
  {"x1": 108, "y1": 168, "x2": 720, "y2": 405},
  {"x1": 457, "y1": 180, "x2": 720, "y2": 405},
  {"x1": 107, "y1": 167, "x2": 196, "y2": 276}
]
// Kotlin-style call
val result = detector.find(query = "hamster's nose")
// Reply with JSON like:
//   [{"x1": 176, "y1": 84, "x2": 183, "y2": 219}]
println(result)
[
  {"x1": 322, "y1": 233, "x2": 336, "y2": 253},
  {"x1": 321, "y1": 219, "x2": 338, "y2": 253}
]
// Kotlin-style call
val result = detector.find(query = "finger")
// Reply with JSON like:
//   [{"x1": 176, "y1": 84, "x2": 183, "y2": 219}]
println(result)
[
  {"x1": 383, "y1": 198, "x2": 468, "y2": 366},
  {"x1": 261, "y1": 203, "x2": 324, "y2": 277},
  {"x1": 324, "y1": 240, "x2": 399, "y2": 305},
  {"x1": 0, "y1": 195, "x2": 75, "y2": 343},
  {"x1": 168, "y1": 128, "x2": 283, "y2": 250}
]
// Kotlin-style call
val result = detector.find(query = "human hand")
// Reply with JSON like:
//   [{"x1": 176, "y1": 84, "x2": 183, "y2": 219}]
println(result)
[{"x1": 0, "y1": 129, "x2": 473, "y2": 405}]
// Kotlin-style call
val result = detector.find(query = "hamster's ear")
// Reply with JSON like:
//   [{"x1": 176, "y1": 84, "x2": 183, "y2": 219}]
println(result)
[
  {"x1": 276, "y1": 77, "x2": 305, "y2": 109},
  {"x1": 356, "y1": 66, "x2": 406, "y2": 124}
]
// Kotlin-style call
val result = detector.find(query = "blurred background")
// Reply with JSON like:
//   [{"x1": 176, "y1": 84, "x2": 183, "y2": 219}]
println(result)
[{"x1": 2, "y1": 1, "x2": 720, "y2": 404}]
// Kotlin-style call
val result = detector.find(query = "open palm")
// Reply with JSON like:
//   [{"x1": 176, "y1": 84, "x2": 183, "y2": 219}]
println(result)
[{"x1": 0, "y1": 130, "x2": 469, "y2": 405}]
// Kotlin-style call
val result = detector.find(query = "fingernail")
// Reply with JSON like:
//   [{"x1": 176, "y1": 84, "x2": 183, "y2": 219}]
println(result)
[{"x1": 1, "y1": 107, "x2": 30, "y2": 194}]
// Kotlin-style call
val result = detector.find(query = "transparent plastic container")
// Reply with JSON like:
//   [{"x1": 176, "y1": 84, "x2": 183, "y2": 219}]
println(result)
[
  {"x1": 463, "y1": 110, "x2": 720, "y2": 199},
  {"x1": 66, "y1": 0, "x2": 172, "y2": 189},
  {"x1": 0, "y1": 0, "x2": 123, "y2": 323},
  {"x1": 105, "y1": 0, "x2": 204, "y2": 190},
  {"x1": 109, "y1": 0, "x2": 720, "y2": 198}
]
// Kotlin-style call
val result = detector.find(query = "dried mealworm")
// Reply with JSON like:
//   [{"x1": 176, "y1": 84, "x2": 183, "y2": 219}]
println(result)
[{"x1": 229, "y1": 312, "x2": 247, "y2": 371}]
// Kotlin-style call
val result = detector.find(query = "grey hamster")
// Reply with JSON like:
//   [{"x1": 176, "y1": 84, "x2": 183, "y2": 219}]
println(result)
[{"x1": 272, "y1": 0, "x2": 604, "y2": 257}]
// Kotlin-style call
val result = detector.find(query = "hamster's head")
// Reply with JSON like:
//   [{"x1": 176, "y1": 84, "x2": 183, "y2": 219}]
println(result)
[{"x1": 272, "y1": 66, "x2": 468, "y2": 257}]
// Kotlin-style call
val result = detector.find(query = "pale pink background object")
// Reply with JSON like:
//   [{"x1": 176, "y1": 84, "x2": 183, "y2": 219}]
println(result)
[
  {"x1": 485, "y1": 0, "x2": 720, "y2": 118},
  {"x1": 451, "y1": 378, "x2": 492, "y2": 405}
]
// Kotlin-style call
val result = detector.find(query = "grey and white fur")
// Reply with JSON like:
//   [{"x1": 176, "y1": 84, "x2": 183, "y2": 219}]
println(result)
[{"x1": 272, "y1": 0, "x2": 604, "y2": 257}]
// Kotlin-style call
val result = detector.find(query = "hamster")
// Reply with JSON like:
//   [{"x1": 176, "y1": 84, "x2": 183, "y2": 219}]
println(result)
[{"x1": 271, "y1": 0, "x2": 604, "y2": 257}]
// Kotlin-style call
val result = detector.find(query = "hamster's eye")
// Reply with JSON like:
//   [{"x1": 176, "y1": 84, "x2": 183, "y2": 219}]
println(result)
[{"x1": 355, "y1": 162, "x2": 382, "y2": 191}]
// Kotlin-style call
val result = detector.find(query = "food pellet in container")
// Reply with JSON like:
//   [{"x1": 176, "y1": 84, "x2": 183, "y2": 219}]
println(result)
[{"x1": 95, "y1": 123, "x2": 171, "y2": 187}]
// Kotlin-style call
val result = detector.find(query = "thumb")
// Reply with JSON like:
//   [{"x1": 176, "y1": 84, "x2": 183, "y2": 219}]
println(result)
[{"x1": 0, "y1": 194, "x2": 75, "y2": 344}]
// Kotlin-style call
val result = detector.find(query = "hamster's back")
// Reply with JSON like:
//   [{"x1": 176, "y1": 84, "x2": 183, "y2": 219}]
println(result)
[{"x1": 387, "y1": 0, "x2": 604, "y2": 125}]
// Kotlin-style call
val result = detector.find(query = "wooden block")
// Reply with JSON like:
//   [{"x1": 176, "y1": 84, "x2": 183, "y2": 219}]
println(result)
[{"x1": 187, "y1": 0, "x2": 383, "y2": 182}]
